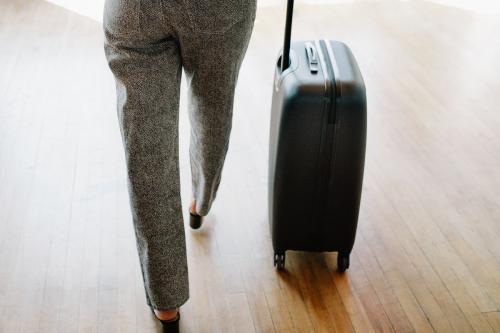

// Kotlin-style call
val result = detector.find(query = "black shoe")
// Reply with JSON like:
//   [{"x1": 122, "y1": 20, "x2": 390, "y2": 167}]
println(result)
[
  {"x1": 151, "y1": 308, "x2": 180, "y2": 333},
  {"x1": 189, "y1": 210, "x2": 203, "y2": 229}
]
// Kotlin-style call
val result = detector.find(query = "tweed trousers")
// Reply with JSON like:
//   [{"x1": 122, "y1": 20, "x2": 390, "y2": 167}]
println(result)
[{"x1": 102, "y1": 0, "x2": 256, "y2": 310}]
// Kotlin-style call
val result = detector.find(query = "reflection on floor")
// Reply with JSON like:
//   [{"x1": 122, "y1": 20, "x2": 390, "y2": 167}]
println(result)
[{"x1": 1, "y1": 0, "x2": 500, "y2": 332}]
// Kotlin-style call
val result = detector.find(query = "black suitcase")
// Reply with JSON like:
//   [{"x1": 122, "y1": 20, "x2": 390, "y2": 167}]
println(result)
[{"x1": 268, "y1": 0, "x2": 367, "y2": 272}]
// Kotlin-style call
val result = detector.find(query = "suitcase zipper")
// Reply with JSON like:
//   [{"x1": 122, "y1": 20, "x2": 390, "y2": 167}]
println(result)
[
  {"x1": 323, "y1": 39, "x2": 342, "y2": 100},
  {"x1": 313, "y1": 40, "x2": 337, "y2": 237},
  {"x1": 313, "y1": 40, "x2": 334, "y2": 123},
  {"x1": 320, "y1": 40, "x2": 340, "y2": 239}
]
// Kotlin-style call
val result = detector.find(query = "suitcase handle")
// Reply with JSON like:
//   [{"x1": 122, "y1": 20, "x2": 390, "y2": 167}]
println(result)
[
  {"x1": 281, "y1": 0, "x2": 295, "y2": 72},
  {"x1": 305, "y1": 42, "x2": 319, "y2": 73}
]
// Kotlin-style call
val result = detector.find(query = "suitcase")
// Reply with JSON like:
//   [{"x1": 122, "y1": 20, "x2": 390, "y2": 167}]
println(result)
[{"x1": 268, "y1": 0, "x2": 367, "y2": 272}]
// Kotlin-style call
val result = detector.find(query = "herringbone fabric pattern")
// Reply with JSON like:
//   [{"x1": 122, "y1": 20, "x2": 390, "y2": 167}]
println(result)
[{"x1": 103, "y1": 0, "x2": 256, "y2": 310}]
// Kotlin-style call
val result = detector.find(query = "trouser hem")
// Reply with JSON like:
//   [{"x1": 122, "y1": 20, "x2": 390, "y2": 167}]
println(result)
[{"x1": 148, "y1": 293, "x2": 190, "y2": 311}]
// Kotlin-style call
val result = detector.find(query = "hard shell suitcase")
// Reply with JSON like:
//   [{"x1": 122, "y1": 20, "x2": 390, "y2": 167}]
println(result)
[{"x1": 268, "y1": 0, "x2": 367, "y2": 272}]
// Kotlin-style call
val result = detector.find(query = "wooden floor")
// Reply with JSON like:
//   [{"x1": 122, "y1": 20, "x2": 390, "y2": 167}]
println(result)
[{"x1": 1, "y1": 0, "x2": 500, "y2": 332}]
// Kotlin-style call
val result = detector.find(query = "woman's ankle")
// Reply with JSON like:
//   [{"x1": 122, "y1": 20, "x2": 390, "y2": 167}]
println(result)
[
  {"x1": 153, "y1": 308, "x2": 178, "y2": 321},
  {"x1": 190, "y1": 199, "x2": 198, "y2": 215}
]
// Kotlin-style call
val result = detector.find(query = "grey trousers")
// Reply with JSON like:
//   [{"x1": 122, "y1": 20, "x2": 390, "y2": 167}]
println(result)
[{"x1": 102, "y1": 0, "x2": 256, "y2": 311}]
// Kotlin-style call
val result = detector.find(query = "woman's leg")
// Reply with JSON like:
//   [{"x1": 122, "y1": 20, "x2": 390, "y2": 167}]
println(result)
[
  {"x1": 178, "y1": 9, "x2": 257, "y2": 217},
  {"x1": 103, "y1": 0, "x2": 189, "y2": 311}
]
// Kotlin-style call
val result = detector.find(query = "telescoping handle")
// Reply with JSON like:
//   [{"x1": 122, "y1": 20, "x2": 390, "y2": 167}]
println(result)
[{"x1": 281, "y1": 0, "x2": 295, "y2": 72}]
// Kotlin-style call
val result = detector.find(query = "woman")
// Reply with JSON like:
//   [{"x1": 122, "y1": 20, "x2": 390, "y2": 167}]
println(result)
[{"x1": 102, "y1": 0, "x2": 257, "y2": 331}]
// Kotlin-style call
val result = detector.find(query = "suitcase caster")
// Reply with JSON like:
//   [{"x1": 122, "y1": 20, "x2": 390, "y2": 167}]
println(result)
[
  {"x1": 274, "y1": 252, "x2": 286, "y2": 270},
  {"x1": 337, "y1": 252, "x2": 350, "y2": 273}
]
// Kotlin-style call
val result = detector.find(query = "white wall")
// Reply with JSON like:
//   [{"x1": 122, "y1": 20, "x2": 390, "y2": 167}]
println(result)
[
  {"x1": 427, "y1": 0, "x2": 500, "y2": 12},
  {"x1": 45, "y1": 0, "x2": 500, "y2": 22},
  {"x1": 45, "y1": 0, "x2": 350, "y2": 22},
  {"x1": 46, "y1": 0, "x2": 104, "y2": 21}
]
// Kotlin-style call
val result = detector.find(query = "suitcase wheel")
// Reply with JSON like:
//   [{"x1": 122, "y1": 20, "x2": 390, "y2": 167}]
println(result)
[
  {"x1": 274, "y1": 252, "x2": 286, "y2": 270},
  {"x1": 337, "y1": 252, "x2": 350, "y2": 273}
]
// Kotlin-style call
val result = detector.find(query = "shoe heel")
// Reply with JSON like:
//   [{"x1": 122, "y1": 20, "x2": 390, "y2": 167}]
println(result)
[{"x1": 189, "y1": 211, "x2": 203, "y2": 229}]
